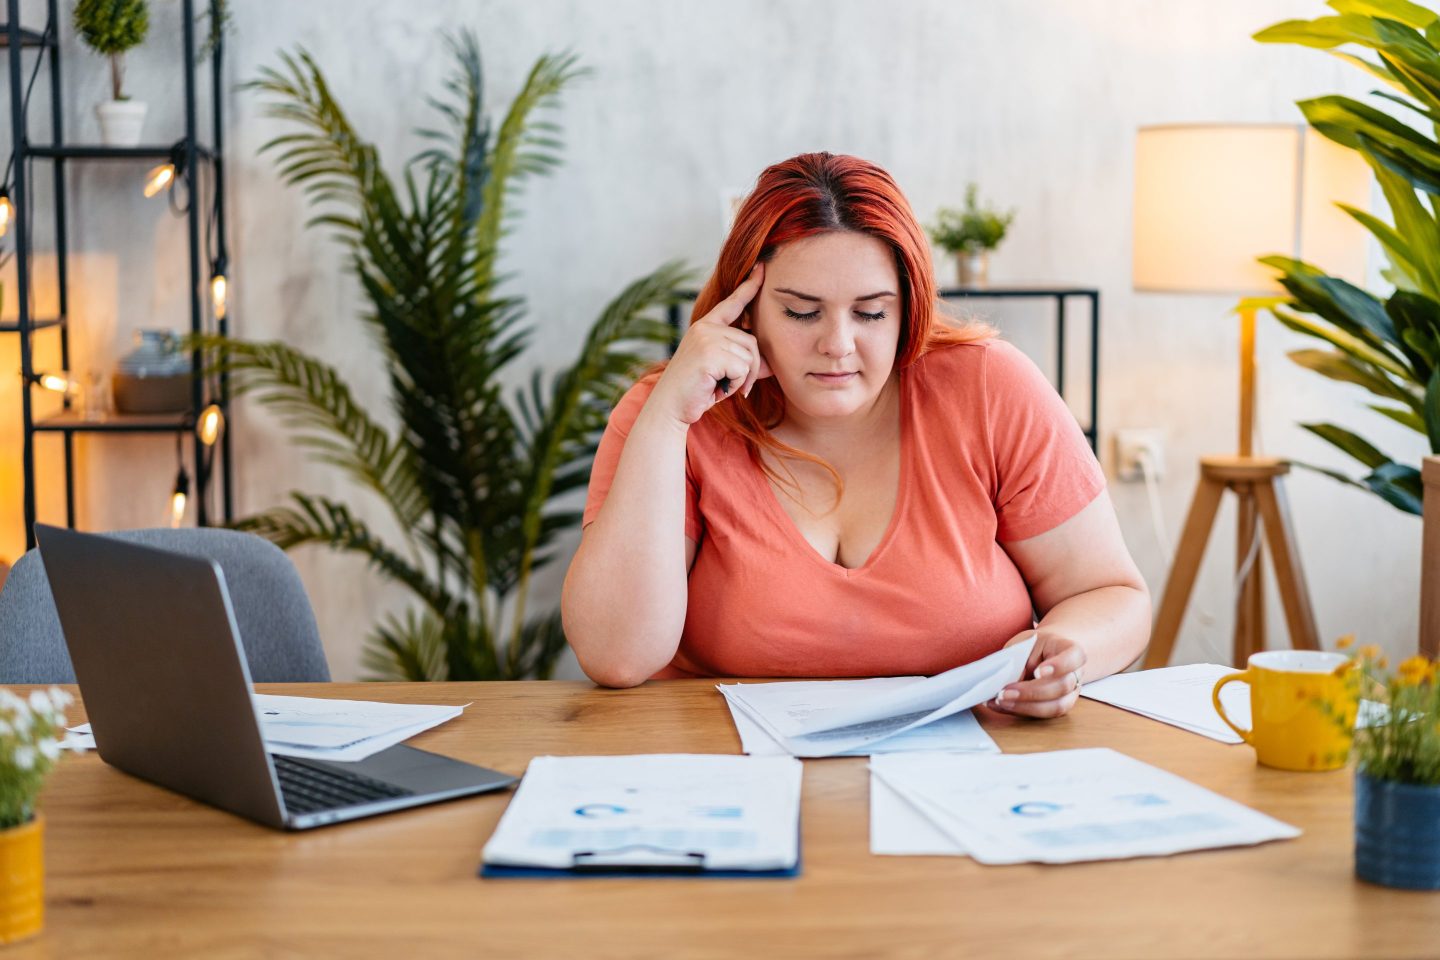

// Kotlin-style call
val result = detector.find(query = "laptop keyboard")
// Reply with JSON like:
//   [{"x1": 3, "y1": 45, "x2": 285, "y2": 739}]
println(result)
[{"x1": 273, "y1": 755, "x2": 414, "y2": 814}]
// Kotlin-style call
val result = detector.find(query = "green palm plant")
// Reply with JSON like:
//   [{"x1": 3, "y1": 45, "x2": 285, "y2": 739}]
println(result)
[
  {"x1": 201, "y1": 32, "x2": 689, "y2": 679},
  {"x1": 1251, "y1": 0, "x2": 1440, "y2": 515}
]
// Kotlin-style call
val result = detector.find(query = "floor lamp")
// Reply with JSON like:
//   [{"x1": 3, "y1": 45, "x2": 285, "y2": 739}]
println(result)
[{"x1": 1132, "y1": 124, "x2": 1371, "y2": 668}]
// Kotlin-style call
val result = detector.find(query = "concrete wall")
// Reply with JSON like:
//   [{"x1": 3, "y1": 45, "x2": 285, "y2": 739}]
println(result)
[{"x1": 0, "y1": 0, "x2": 1421, "y2": 679}]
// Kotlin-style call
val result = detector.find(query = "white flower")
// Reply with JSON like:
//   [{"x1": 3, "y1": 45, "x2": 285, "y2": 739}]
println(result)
[
  {"x1": 0, "y1": 690, "x2": 23, "y2": 714},
  {"x1": 37, "y1": 738, "x2": 59, "y2": 761},
  {"x1": 27, "y1": 690, "x2": 49, "y2": 715},
  {"x1": 47, "y1": 687, "x2": 73, "y2": 708},
  {"x1": 14, "y1": 745, "x2": 36, "y2": 771},
  {"x1": 0, "y1": 719, "x2": 12, "y2": 737}
]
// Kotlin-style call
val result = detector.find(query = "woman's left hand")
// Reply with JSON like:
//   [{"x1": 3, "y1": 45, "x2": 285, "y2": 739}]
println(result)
[{"x1": 986, "y1": 630, "x2": 1088, "y2": 719}]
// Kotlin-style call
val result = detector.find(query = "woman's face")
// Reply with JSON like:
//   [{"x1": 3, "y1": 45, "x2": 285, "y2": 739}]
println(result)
[{"x1": 751, "y1": 231, "x2": 902, "y2": 423}]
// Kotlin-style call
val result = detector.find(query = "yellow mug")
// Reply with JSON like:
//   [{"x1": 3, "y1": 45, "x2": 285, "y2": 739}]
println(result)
[{"x1": 1211, "y1": 650, "x2": 1358, "y2": 771}]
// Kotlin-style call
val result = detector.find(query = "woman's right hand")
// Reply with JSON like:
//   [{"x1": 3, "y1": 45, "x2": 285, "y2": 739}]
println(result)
[{"x1": 649, "y1": 263, "x2": 771, "y2": 427}]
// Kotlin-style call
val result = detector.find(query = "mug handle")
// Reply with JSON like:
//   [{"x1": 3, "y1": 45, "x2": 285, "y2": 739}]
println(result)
[{"x1": 1212, "y1": 671, "x2": 1254, "y2": 744}]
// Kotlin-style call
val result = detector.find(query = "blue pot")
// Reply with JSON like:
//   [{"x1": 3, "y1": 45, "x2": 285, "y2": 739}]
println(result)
[{"x1": 1354, "y1": 770, "x2": 1440, "y2": 890}]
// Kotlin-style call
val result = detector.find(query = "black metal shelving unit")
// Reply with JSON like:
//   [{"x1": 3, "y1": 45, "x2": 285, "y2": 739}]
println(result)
[
  {"x1": 3, "y1": 0, "x2": 231, "y2": 550},
  {"x1": 665, "y1": 284, "x2": 1101, "y2": 451}
]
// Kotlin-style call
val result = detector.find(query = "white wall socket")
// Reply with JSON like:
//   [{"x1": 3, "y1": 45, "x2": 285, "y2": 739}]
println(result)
[{"x1": 1115, "y1": 428, "x2": 1166, "y2": 482}]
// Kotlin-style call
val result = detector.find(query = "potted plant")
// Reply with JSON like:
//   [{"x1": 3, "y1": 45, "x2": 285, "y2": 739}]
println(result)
[
  {"x1": 196, "y1": 33, "x2": 688, "y2": 681},
  {"x1": 1335, "y1": 638, "x2": 1440, "y2": 890},
  {"x1": 74, "y1": 0, "x2": 150, "y2": 146},
  {"x1": 1251, "y1": 5, "x2": 1440, "y2": 515},
  {"x1": 927, "y1": 184, "x2": 1015, "y2": 287},
  {"x1": 0, "y1": 687, "x2": 73, "y2": 943}
]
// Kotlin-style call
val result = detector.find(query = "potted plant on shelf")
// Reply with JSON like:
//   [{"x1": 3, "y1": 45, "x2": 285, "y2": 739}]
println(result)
[
  {"x1": 1337, "y1": 638, "x2": 1440, "y2": 890},
  {"x1": 927, "y1": 184, "x2": 1015, "y2": 288},
  {"x1": 0, "y1": 687, "x2": 73, "y2": 943},
  {"x1": 74, "y1": 0, "x2": 150, "y2": 146}
]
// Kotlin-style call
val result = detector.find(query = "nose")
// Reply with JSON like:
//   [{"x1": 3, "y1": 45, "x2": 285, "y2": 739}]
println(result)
[{"x1": 817, "y1": 317, "x2": 855, "y2": 359}]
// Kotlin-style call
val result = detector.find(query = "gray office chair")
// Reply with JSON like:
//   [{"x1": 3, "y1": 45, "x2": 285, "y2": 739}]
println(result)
[{"x1": 0, "y1": 527, "x2": 332, "y2": 683}]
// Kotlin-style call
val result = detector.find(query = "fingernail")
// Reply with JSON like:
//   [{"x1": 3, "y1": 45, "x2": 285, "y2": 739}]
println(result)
[
  {"x1": 1036, "y1": 665, "x2": 1053, "y2": 679},
  {"x1": 1000, "y1": 689, "x2": 1017, "y2": 701}
]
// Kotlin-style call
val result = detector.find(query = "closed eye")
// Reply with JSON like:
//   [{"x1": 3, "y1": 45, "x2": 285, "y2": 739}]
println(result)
[{"x1": 782, "y1": 307, "x2": 888, "y2": 322}]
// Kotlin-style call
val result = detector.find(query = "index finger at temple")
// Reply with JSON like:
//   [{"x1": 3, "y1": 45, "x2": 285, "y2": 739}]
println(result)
[{"x1": 703, "y1": 264, "x2": 765, "y2": 326}]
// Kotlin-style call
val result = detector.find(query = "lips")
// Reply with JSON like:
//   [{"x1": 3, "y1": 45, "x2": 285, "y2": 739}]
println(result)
[{"x1": 810, "y1": 371, "x2": 857, "y2": 378}]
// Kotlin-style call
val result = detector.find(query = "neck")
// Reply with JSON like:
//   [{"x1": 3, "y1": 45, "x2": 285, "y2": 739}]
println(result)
[{"x1": 777, "y1": 369, "x2": 901, "y2": 457}]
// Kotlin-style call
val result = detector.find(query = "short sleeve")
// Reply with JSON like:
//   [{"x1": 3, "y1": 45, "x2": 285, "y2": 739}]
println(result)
[
  {"x1": 984, "y1": 340, "x2": 1106, "y2": 541},
  {"x1": 581, "y1": 377, "x2": 703, "y2": 543}
]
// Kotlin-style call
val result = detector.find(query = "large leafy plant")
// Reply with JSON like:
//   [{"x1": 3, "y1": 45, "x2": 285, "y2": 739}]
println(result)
[
  {"x1": 205, "y1": 33, "x2": 686, "y2": 679},
  {"x1": 1252, "y1": 0, "x2": 1440, "y2": 514}
]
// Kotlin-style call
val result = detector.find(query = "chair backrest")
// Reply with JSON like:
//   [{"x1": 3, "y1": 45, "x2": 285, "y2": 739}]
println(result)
[{"x1": 0, "y1": 528, "x2": 331, "y2": 683}]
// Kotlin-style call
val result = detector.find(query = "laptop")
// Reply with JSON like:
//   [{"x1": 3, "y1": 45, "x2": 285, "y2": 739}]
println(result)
[{"x1": 34, "y1": 524, "x2": 516, "y2": 830}]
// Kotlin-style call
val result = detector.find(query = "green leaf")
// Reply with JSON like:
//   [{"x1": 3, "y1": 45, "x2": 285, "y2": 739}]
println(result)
[
  {"x1": 1367, "y1": 402, "x2": 1427, "y2": 431},
  {"x1": 1254, "y1": 15, "x2": 1382, "y2": 49},
  {"x1": 1426, "y1": 366, "x2": 1440, "y2": 451},
  {"x1": 1300, "y1": 421, "x2": 1392, "y2": 468},
  {"x1": 1328, "y1": 0, "x2": 1439, "y2": 30},
  {"x1": 1287, "y1": 347, "x2": 1421, "y2": 410},
  {"x1": 1365, "y1": 461, "x2": 1425, "y2": 513}
]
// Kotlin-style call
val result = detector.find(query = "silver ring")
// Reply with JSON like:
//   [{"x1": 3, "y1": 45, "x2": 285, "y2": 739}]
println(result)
[{"x1": 1072, "y1": 669, "x2": 1083, "y2": 691}]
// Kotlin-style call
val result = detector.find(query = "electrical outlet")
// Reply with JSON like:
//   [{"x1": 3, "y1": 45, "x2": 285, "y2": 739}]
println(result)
[{"x1": 1115, "y1": 428, "x2": 1166, "y2": 482}]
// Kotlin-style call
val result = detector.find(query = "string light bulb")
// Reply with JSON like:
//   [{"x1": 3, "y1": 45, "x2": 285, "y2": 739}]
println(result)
[
  {"x1": 142, "y1": 162, "x2": 175, "y2": 198},
  {"x1": 37, "y1": 372, "x2": 71, "y2": 392},
  {"x1": 0, "y1": 188, "x2": 12, "y2": 237},
  {"x1": 210, "y1": 256, "x2": 228, "y2": 320},
  {"x1": 169, "y1": 463, "x2": 189, "y2": 528},
  {"x1": 197, "y1": 404, "x2": 224, "y2": 446},
  {"x1": 142, "y1": 141, "x2": 187, "y2": 199}
]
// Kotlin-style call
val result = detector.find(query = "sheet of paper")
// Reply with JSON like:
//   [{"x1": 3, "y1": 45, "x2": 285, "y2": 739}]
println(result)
[
  {"x1": 481, "y1": 754, "x2": 802, "y2": 872},
  {"x1": 725, "y1": 637, "x2": 1034, "y2": 757},
  {"x1": 67, "y1": 695, "x2": 467, "y2": 762},
  {"x1": 870, "y1": 768, "x2": 967, "y2": 855},
  {"x1": 1081, "y1": 664, "x2": 1388, "y2": 743},
  {"x1": 251, "y1": 694, "x2": 463, "y2": 748},
  {"x1": 872, "y1": 748, "x2": 1301, "y2": 865},
  {"x1": 719, "y1": 684, "x2": 999, "y2": 757}
]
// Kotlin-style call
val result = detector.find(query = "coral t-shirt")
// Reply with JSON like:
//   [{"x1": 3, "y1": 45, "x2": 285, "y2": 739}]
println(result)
[{"x1": 580, "y1": 339, "x2": 1106, "y2": 679}]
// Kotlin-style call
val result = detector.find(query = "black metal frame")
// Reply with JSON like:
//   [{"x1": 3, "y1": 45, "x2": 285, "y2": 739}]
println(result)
[
  {"x1": 3, "y1": 0, "x2": 231, "y2": 550},
  {"x1": 664, "y1": 284, "x2": 1100, "y2": 451}
]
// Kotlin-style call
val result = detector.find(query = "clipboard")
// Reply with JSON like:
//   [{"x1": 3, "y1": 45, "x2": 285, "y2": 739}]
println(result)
[{"x1": 479, "y1": 838, "x2": 802, "y2": 878}]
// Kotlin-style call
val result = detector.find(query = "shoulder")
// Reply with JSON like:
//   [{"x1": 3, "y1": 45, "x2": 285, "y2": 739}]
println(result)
[
  {"x1": 909, "y1": 337, "x2": 1026, "y2": 394},
  {"x1": 605, "y1": 371, "x2": 664, "y2": 434}
]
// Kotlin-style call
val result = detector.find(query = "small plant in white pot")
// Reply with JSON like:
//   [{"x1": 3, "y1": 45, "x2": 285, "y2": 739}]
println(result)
[{"x1": 74, "y1": 0, "x2": 150, "y2": 147}]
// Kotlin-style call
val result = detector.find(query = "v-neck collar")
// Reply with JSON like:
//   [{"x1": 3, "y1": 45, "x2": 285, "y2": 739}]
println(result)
[{"x1": 752, "y1": 368, "x2": 912, "y2": 579}]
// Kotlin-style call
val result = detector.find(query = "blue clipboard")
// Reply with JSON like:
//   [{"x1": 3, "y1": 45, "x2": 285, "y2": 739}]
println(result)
[{"x1": 479, "y1": 837, "x2": 802, "y2": 879}]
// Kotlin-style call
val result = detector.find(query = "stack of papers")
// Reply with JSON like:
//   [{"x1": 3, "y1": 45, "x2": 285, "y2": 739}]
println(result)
[
  {"x1": 717, "y1": 637, "x2": 1033, "y2": 758},
  {"x1": 871, "y1": 748, "x2": 1301, "y2": 863},
  {"x1": 1080, "y1": 663, "x2": 1388, "y2": 743},
  {"x1": 482, "y1": 754, "x2": 802, "y2": 875},
  {"x1": 66, "y1": 694, "x2": 466, "y2": 762}
]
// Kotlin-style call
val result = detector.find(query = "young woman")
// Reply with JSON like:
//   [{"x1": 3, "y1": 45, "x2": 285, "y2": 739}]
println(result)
[{"x1": 562, "y1": 152, "x2": 1149, "y2": 718}]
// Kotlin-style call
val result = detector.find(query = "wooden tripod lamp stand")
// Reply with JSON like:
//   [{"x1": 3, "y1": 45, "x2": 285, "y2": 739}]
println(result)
[{"x1": 1132, "y1": 124, "x2": 1372, "y2": 668}]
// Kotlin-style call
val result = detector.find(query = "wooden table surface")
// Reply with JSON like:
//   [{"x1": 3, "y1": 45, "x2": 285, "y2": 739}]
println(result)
[{"x1": 14, "y1": 680, "x2": 1438, "y2": 959}]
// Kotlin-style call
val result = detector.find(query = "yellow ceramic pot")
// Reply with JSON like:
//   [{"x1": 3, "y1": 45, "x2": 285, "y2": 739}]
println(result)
[{"x1": 0, "y1": 816, "x2": 43, "y2": 943}]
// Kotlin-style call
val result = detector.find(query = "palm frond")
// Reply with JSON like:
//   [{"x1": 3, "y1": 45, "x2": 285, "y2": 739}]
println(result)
[
  {"x1": 473, "y1": 51, "x2": 590, "y2": 294},
  {"x1": 195, "y1": 335, "x2": 427, "y2": 536},
  {"x1": 362, "y1": 608, "x2": 449, "y2": 681},
  {"x1": 237, "y1": 492, "x2": 451, "y2": 614}
]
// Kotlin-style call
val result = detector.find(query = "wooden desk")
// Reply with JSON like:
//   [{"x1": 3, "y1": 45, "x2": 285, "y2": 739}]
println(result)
[{"x1": 17, "y1": 681, "x2": 1437, "y2": 958}]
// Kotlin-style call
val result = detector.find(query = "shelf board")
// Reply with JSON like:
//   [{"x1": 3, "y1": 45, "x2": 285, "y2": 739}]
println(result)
[
  {"x1": 0, "y1": 317, "x2": 62, "y2": 333},
  {"x1": 0, "y1": 26, "x2": 51, "y2": 48},
  {"x1": 33, "y1": 411, "x2": 194, "y2": 434},
  {"x1": 24, "y1": 143, "x2": 215, "y2": 162}
]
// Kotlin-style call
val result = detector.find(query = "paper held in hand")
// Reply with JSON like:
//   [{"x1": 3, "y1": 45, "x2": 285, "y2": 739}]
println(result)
[{"x1": 719, "y1": 636, "x2": 1034, "y2": 758}]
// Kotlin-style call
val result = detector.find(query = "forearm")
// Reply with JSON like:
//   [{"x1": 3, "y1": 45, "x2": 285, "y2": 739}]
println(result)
[
  {"x1": 1035, "y1": 583, "x2": 1151, "y2": 682},
  {"x1": 562, "y1": 406, "x2": 692, "y2": 687}
]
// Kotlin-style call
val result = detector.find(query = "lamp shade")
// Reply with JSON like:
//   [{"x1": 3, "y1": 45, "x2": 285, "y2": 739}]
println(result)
[{"x1": 1132, "y1": 124, "x2": 1371, "y2": 294}]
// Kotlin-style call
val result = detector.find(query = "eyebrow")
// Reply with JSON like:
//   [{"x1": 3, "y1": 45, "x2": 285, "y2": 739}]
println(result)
[{"x1": 773, "y1": 287, "x2": 897, "y2": 303}]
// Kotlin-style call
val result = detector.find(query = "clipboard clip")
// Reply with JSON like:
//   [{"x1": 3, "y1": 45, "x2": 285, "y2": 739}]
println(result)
[{"x1": 571, "y1": 844, "x2": 708, "y2": 873}]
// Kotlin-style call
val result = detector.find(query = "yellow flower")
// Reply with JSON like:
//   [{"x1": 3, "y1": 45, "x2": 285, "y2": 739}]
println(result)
[
  {"x1": 1336, "y1": 634, "x2": 1355, "y2": 650},
  {"x1": 1398, "y1": 656, "x2": 1432, "y2": 687}
]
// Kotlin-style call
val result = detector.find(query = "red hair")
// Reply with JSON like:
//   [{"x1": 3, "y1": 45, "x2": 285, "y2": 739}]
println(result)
[{"x1": 647, "y1": 152, "x2": 993, "y2": 502}]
